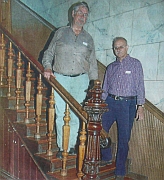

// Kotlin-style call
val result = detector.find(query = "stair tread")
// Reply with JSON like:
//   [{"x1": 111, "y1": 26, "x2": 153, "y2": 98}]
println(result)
[
  {"x1": 47, "y1": 167, "x2": 135, "y2": 180},
  {"x1": 26, "y1": 136, "x2": 56, "y2": 144},
  {"x1": 15, "y1": 121, "x2": 47, "y2": 126},
  {"x1": 99, "y1": 161, "x2": 115, "y2": 173},
  {"x1": 36, "y1": 152, "x2": 77, "y2": 163},
  {"x1": 7, "y1": 106, "x2": 47, "y2": 111},
  {"x1": 47, "y1": 168, "x2": 78, "y2": 180}
]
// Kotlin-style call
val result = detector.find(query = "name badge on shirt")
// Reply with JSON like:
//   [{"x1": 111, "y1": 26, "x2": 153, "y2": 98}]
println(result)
[
  {"x1": 83, "y1": 42, "x2": 88, "y2": 46},
  {"x1": 125, "y1": 71, "x2": 131, "y2": 74}
]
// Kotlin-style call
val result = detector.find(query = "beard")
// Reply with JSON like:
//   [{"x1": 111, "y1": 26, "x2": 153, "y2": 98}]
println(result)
[{"x1": 76, "y1": 18, "x2": 85, "y2": 27}]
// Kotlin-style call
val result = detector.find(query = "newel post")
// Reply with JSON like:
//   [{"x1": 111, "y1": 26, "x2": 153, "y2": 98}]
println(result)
[{"x1": 82, "y1": 80, "x2": 108, "y2": 180}]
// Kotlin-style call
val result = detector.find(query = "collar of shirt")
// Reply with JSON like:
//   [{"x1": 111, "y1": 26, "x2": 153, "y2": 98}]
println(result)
[{"x1": 116, "y1": 54, "x2": 130, "y2": 63}]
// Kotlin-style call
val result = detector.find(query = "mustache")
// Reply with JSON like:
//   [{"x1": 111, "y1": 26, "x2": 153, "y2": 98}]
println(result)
[{"x1": 79, "y1": 18, "x2": 85, "y2": 22}]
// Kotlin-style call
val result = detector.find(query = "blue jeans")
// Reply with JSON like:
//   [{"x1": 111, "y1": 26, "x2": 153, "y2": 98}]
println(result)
[
  {"x1": 54, "y1": 72, "x2": 89, "y2": 151},
  {"x1": 101, "y1": 96, "x2": 136, "y2": 176}
]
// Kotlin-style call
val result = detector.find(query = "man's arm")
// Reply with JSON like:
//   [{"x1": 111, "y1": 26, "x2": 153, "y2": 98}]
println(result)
[{"x1": 135, "y1": 61, "x2": 145, "y2": 120}]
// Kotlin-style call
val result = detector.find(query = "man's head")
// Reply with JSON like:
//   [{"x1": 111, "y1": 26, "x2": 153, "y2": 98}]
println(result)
[
  {"x1": 71, "y1": 2, "x2": 89, "y2": 27},
  {"x1": 112, "y1": 37, "x2": 129, "y2": 62}
]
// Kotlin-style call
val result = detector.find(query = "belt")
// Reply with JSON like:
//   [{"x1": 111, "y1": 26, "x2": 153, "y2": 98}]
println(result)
[
  {"x1": 108, "y1": 94, "x2": 136, "y2": 100},
  {"x1": 62, "y1": 73, "x2": 85, "y2": 77}
]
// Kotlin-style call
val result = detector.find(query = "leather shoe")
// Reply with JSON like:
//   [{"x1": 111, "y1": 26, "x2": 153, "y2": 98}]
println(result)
[
  {"x1": 115, "y1": 175, "x2": 124, "y2": 180},
  {"x1": 99, "y1": 160, "x2": 112, "y2": 167},
  {"x1": 56, "y1": 151, "x2": 63, "y2": 159},
  {"x1": 68, "y1": 148, "x2": 77, "y2": 155}
]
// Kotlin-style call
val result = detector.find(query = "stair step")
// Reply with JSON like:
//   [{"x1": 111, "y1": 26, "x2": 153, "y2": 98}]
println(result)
[
  {"x1": 24, "y1": 136, "x2": 58, "y2": 154},
  {"x1": 7, "y1": 96, "x2": 48, "y2": 109},
  {"x1": 99, "y1": 161, "x2": 115, "y2": 173},
  {"x1": 47, "y1": 168, "x2": 79, "y2": 180},
  {"x1": 5, "y1": 107, "x2": 47, "y2": 123},
  {"x1": 46, "y1": 165, "x2": 135, "y2": 180},
  {"x1": 14, "y1": 121, "x2": 47, "y2": 137},
  {"x1": 35, "y1": 153, "x2": 76, "y2": 173}
]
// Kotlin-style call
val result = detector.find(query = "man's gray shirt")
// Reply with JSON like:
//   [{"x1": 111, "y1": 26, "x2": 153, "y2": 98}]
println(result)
[{"x1": 42, "y1": 26, "x2": 98, "y2": 80}]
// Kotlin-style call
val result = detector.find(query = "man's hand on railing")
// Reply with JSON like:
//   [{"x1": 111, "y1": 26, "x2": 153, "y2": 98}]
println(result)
[{"x1": 44, "y1": 69, "x2": 55, "y2": 80}]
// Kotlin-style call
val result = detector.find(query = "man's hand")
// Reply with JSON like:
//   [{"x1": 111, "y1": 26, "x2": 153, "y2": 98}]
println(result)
[
  {"x1": 44, "y1": 69, "x2": 55, "y2": 80},
  {"x1": 136, "y1": 106, "x2": 144, "y2": 120}
]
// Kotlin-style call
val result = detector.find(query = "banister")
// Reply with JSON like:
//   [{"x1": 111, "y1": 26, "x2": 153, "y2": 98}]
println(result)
[
  {"x1": 0, "y1": 22, "x2": 88, "y2": 123},
  {"x1": 145, "y1": 99, "x2": 164, "y2": 123}
]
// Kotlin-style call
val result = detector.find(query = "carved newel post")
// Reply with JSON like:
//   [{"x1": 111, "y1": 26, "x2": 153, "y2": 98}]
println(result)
[{"x1": 82, "y1": 80, "x2": 108, "y2": 180}]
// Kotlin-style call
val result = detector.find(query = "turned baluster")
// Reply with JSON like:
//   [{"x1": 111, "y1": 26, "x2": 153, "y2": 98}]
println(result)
[
  {"x1": 24, "y1": 62, "x2": 32, "y2": 123},
  {"x1": 61, "y1": 103, "x2": 71, "y2": 176},
  {"x1": 35, "y1": 74, "x2": 43, "y2": 139},
  {"x1": 7, "y1": 42, "x2": 14, "y2": 97},
  {"x1": 0, "y1": 34, "x2": 5, "y2": 86},
  {"x1": 46, "y1": 87, "x2": 55, "y2": 156},
  {"x1": 15, "y1": 52, "x2": 22, "y2": 109},
  {"x1": 77, "y1": 121, "x2": 87, "y2": 179},
  {"x1": 82, "y1": 80, "x2": 108, "y2": 180}
]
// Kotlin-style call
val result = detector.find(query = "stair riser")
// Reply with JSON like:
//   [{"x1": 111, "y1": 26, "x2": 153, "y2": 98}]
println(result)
[
  {"x1": 35, "y1": 156, "x2": 76, "y2": 173},
  {"x1": 17, "y1": 124, "x2": 47, "y2": 137},
  {"x1": 24, "y1": 139, "x2": 58, "y2": 154},
  {"x1": 7, "y1": 98, "x2": 47, "y2": 109}
]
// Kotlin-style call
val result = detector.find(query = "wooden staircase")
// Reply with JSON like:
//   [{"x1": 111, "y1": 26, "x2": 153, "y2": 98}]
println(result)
[{"x1": 0, "y1": 25, "x2": 148, "y2": 180}]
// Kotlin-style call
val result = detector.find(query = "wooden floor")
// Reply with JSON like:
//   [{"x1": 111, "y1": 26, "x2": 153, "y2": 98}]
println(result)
[{"x1": 47, "y1": 164, "x2": 135, "y2": 180}]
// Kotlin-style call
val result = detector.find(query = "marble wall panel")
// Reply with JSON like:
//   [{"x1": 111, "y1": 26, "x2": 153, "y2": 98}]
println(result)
[
  {"x1": 109, "y1": 0, "x2": 163, "y2": 16},
  {"x1": 87, "y1": 17, "x2": 111, "y2": 51},
  {"x1": 158, "y1": 42, "x2": 164, "y2": 80},
  {"x1": 51, "y1": 3, "x2": 69, "y2": 27},
  {"x1": 130, "y1": 43, "x2": 159, "y2": 80},
  {"x1": 86, "y1": 0, "x2": 110, "y2": 22},
  {"x1": 109, "y1": 0, "x2": 140, "y2": 16},
  {"x1": 138, "y1": 0, "x2": 163, "y2": 8},
  {"x1": 132, "y1": 2, "x2": 164, "y2": 45},
  {"x1": 87, "y1": 11, "x2": 133, "y2": 52},
  {"x1": 106, "y1": 49, "x2": 116, "y2": 67},
  {"x1": 96, "y1": 50, "x2": 107, "y2": 66},
  {"x1": 145, "y1": 81, "x2": 164, "y2": 111}
]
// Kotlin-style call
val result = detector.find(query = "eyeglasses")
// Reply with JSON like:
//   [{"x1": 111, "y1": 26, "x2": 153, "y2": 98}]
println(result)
[
  {"x1": 76, "y1": 11, "x2": 88, "y2": 17},
  {"x1": 114, "y1": 46, "x2": 126, "y2": 50}
]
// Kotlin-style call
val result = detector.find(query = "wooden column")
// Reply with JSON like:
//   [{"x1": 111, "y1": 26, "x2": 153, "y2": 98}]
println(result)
[
  {"x1": 77, "y1": 121, "x2": 87, "y2": 179},
  {"x1": 0, "y1": 33, "x2": 5, "y2": 86},
  {"x1": 15, "y1": 52, "x2": 22, "y2": 109},
  {"x1": 46, "y1": 87, "x2": 55, "y2": 156},
  {"x1": 61, "y1": 103, "x2": 71, "y2": 176},
  {"x1": 82, "y1": 80, "x2": 108, "y2": 180},
  {"x1": 35, "y1": 74, "x2": 43, "y2": 139},
  {"x1": 7, "y1": 42, "x2": 15, "y2": 97},
  {"x1": 24, "y1": 62, "x2": 32, "y2": 123}
]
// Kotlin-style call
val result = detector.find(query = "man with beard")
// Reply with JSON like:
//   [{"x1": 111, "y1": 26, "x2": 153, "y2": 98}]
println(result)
[{"x1": 42, "y1": 2, "x2": 98, "y2": 158}]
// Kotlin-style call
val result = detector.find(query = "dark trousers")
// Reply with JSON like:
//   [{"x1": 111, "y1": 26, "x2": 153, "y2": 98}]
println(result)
[{"x1": 101, "y1": 96, "x2": 136, "y2": 176}]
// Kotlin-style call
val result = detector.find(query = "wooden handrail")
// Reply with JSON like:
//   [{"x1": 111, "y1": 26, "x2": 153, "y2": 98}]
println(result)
[
  {"x1": 145, "y1": 99, "x2": 164, "y2": 123},
  {"x1": 0, "y1": 23, "x2": 88, "y2": 123}
]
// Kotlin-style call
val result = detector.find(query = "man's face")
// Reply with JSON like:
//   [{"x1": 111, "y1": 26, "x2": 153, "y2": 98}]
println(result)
[
  {"x1": 113, "y1": 39, "x2": 128, "y2": 61},
  {"x1": 72, "y1": 6, "x2": 88, "y2": 27}
]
